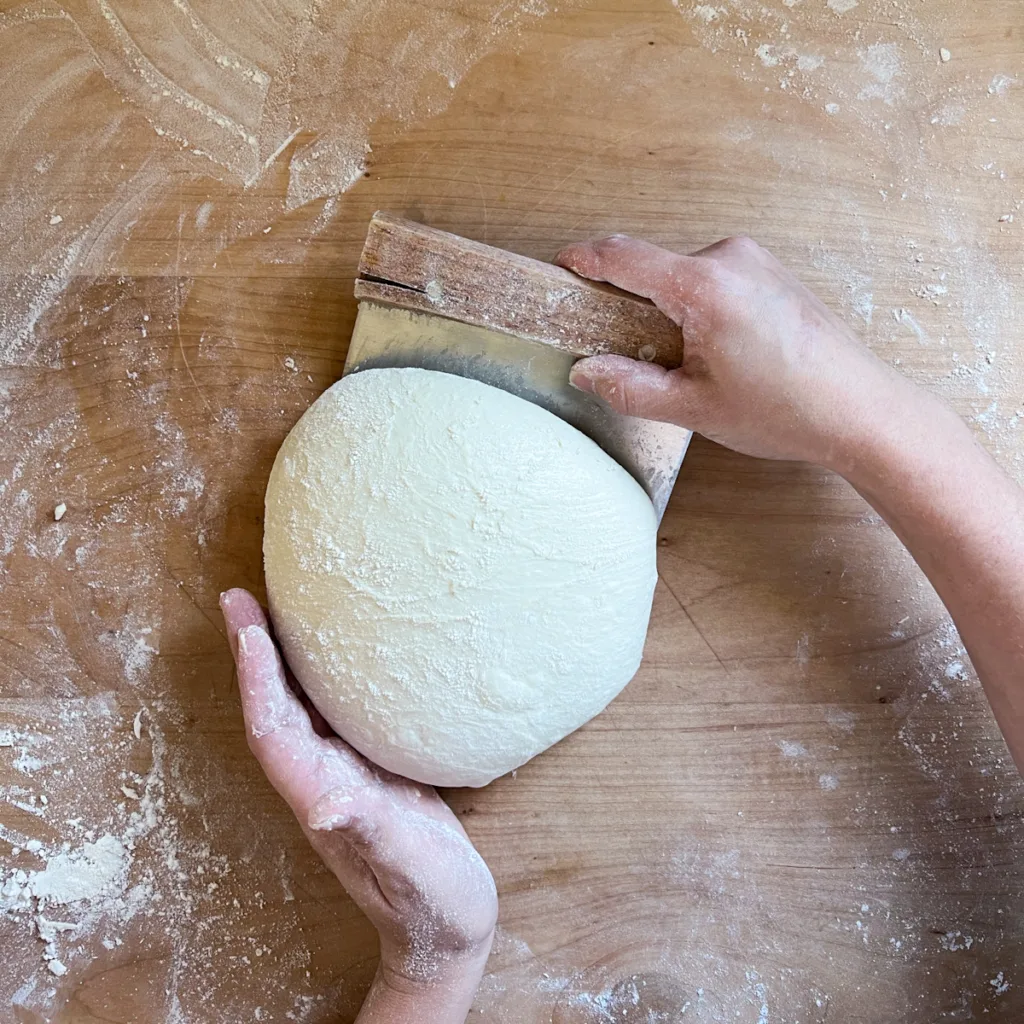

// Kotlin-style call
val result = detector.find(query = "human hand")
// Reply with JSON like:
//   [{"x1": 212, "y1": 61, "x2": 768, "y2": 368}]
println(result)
[
  {"x1": 220, "y1": 589, "x2": 497, "y2": 1021},
  {"x1": 557, "y1": 234, "x2": 916, "y2": 472}
]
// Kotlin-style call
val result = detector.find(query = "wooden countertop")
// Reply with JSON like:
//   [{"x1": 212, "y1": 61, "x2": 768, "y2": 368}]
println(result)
[{"x1": 2, "y1": 1, "x2": 1023, "y2": 1021}]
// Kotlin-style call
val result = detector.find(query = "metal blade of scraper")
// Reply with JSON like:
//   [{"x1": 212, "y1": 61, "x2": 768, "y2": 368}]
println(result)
[
  {"x1": 344, "y1": 303, "x2": 689, "y2": 519},
  {"x1": 345, "y1": 212, "x2": 692, "y2": 521}
]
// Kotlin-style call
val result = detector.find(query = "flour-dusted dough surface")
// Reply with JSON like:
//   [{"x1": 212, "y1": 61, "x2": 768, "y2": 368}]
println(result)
[{"x1": 264, "y1": 367, "x2": 658, "y2": 787}]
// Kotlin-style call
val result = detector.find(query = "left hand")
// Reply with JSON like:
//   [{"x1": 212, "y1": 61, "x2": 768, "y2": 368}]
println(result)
[{"x1": 220, "y1": 589, "x2": 497, "y2": 1013}]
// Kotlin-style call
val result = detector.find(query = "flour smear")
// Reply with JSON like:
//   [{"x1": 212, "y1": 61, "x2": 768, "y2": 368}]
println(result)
[
  {"x1": 3, "y1": 0, "x2": 1024, "y2": 1020},
  {"x1": 0, "y1": 0, "x2": 584, "y2": 1018}
]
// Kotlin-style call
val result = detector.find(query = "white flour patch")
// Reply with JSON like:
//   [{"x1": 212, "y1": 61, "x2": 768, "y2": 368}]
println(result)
[
  {"x1": 286, "y1": 137, "x2": 370, "y2": 212},
  {"x1": 691, "y1": 4, "x2": 723, "y2": 23},
  {"x1": 26, "y1": 835, "x2": 130, "y2": 907},
  {"x1": 1, "y1": 731, "x2": 51, "y2": 778},
  {"x1": 858, "y1": 43, "x2": 904, "y2": 105},
  {"x1": 930, "y1": 102, "x2": 965, "y2": 127},
  {"x1": 778, "y1": 740, "x2": 808, "y2": 758},
  {"x1": 939, "y1": 930, "x2": 974, "y2": 952},
  {"x1": 811, "y1": 248, "x2": 875, "y2": 325},
  {"x1": 195, "y1": 201, "x2": 215, "y2": 229},
  {"x1": 99, "y1": 616, "x2": 158, "y2": 687},
  {"x1": 2, "y1": 704, "x2": 153, "y2": 986},
  {"x1": 824, "y1": 708, "x2": 857, "y2": 734},
  {"x1": 988, "y1": 74, "x2": 1015, "y2": 97},
  {"x1": 990, "y1": 971, "x2": 1010, "y2": 995},
  {"x1": 896, "y1": 307, "x2": 930, "y2": 345}
]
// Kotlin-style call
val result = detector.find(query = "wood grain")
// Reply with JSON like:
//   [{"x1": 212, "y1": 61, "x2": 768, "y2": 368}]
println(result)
[
  {"x1": 356, "y1": 211, "x2": 685, "y2": 364},
  {"x1": 1, "y1": 1, "x2": 1023, "y2": 1022}
]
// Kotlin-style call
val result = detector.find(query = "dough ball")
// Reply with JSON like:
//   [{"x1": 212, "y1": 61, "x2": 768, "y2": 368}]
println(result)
[{"x1": 264, "y1": 367, "x2": 658, "y2": 787}]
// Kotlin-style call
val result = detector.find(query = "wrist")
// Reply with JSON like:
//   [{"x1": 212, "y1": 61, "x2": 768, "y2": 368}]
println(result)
[
  {"x1": 379, "y1": 933, "x2": 493, "y2": 992},
  {"x1": 358, "y1": 939, "x2": 492, "y2": 1024},
  {"x1": 816, "y1": 363, "x2": 939, "y2": 483},
  {"x1": 831, "y1": 381, "x2": 971, "y2": 496}
]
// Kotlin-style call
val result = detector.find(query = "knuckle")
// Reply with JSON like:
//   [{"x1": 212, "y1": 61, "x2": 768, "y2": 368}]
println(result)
[
  {"x1": 722, "y1": 234, "x2": 758, "y2": 255},
  {"x1": 594, "y1": 233, "x2": 634, "y2": 255},
  {"x1": 691, "y1": 256, "x2": 731, "y2": 291},
  {"x1": 619, "y1": 382, "x2": 648, "y2": 419}
]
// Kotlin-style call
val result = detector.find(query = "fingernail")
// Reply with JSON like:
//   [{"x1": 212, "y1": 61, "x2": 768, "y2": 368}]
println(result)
[
  {"x1": 237, "y1": 624, "x2": 267, "y2": 657},
  {"x1": 568, "y1": 366, "x2": 596, "y2": 394},
  {"x1": 309, "y1": 809, "x2": 353, "y2": 832},
  {"x1": 308, "y1": 790, "x2": 356, "y2": 831}
]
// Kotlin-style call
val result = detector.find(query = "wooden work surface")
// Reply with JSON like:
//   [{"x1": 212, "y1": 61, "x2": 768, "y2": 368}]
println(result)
[{"x1": 2, "y1": 2, "x2": 1023, "y2": 1021}]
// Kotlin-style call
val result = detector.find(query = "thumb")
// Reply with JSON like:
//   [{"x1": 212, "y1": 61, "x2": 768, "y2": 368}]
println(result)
[
  {"x1": 570, "y1": 354, "x2": 696, "y2": 426},
  {"x1": 310, "y1": 789, "x2": 484, "y2": 909}
]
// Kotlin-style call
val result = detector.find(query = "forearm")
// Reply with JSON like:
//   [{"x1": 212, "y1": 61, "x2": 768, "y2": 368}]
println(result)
[
  {"x1": 355, "y1": 953, "x2": 489, "y2": 1024},
  {"x1": 835, "y1": 381, "x2": 1024, "y2": 767}
]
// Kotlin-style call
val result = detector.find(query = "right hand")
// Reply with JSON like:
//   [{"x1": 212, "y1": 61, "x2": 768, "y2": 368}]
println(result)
[{"x1": 557, "y1": 234, "x2": 916, "y2": 472}]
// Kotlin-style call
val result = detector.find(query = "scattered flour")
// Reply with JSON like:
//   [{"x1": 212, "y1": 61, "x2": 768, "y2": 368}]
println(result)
[
  {"x1": 778, "y1": 740, "x2": 808, "y2": 758},
  {"x1": 99, "y1": 617, "x2": 158, "y2": 687},
  {"x1": 858, "y1": 43, "x2": 904, "y2": 105},
  {"x1": 988, "y1": 74, "x2": 1015, "y2": 97},
  {"x1": 939, "y1": 931, "x2": 974, "y2": 952},
  {"x1": 691, "y1": 4, "x2": 723, "y2": 22},
  {"x1": 4, "y1": 1, "x2": 1024, "y2": 1019},
  {"x1": 811, "y1": 247, "x2": 875, "y2": 325}
]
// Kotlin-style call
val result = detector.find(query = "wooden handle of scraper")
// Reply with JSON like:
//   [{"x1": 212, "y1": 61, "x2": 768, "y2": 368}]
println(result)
[{"x1": 354, "y1": 211, "x2": 684, "y2": 368}]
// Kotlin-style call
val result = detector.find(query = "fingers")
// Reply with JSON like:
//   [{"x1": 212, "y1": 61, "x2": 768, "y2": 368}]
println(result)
[
  {"x1": 307, "y1": 786, "x2": 364, "y2": 831},
  {"x1": 569, "y1": 354, "x2": 700, "y2": 426},
  {"x1": 308, "y1": 791, "x2": 418, "y2": 906},
  {"x1": 300, "y1": 816, "x2": 395, "y2": 920},
  {"x1": 226, "y1": 619, "x2": 340, "y2": 805},
  {"x1": 236, "y1": 624, "x2": 372, "y2": 803},
  {"x1": 221, "y1": 588, "x2": 336, "y2": 737},
  {"x1": 220, "y1": 588, "x2": 269, "y2": 660},
  {"x1": 235, "y1": 624, "x2": 311, "y2": 746},
  {"x1": 556, "y1": 235, "x2": 708, "y2": 321}
]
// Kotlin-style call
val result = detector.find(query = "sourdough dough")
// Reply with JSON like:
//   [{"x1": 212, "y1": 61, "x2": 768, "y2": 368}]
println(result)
[{"x1": 264, "y1": 367, "x2": 658, "y2": 787}]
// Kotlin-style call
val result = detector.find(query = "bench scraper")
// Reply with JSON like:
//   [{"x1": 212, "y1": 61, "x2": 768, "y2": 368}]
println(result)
[{"x1": 346, "y1": 212, "x2": 691, "y2": 521}]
